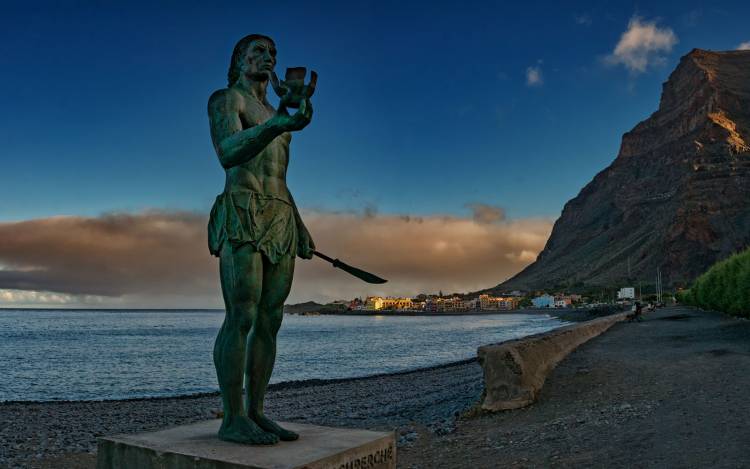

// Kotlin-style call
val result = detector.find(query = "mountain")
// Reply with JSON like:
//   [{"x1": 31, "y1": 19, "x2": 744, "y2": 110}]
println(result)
[
  {"x1": 499, "y1": 49, "x2": 750, "y2": 291},
  {"x1": 283, "y1": 301, "x2": 325, "y2": 314},
  {"x1": 283, "y1": 301, "x2": 349, "y2": 314}
]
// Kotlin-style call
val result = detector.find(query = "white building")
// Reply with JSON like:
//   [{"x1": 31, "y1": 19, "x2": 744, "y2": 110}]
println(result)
[{"x1": 617, "y1": 287, "x2": 635, "y2": 300}]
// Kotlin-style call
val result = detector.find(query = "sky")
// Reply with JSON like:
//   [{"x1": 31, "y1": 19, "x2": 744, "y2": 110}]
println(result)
[{"x1": 1, "y1": 0, "x2": 749, "y2": 307}]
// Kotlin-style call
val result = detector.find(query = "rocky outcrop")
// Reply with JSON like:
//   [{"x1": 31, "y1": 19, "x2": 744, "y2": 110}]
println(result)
[{"x1": 499, "y1": 49, "x2": 750, "y2": 291}]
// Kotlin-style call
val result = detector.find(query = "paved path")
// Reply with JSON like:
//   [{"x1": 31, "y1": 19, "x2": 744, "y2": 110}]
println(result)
[{"x1": 400, "y1": 306, "x2": 750, "y2": 468}]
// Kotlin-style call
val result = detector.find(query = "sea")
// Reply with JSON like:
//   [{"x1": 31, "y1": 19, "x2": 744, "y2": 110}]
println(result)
[{"x1": 0, "y1": 309, "x2": 567, "y2": 402}]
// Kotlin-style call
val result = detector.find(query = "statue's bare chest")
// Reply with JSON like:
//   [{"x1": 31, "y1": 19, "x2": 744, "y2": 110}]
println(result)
[
  {"x1": 230, "y1": 97, "x2": 290, "y2": 181},
  {"x1": 239, "y1": 99, "x2": 291, "y2": 148},
  {"x1": 239, "y1": 98, "x2": 273, "y2": 128}
]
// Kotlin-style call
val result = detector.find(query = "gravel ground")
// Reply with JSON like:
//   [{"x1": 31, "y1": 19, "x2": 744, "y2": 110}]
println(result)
[
  {"x1": 0, "y1": 358, "x2": 483, "y2": 468},
  {"x1": 399, "y1": 306, "x2": 750, "y2": 468}
]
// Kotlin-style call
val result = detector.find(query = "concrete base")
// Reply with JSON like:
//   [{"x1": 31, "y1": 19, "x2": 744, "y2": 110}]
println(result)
[{"x1": 97, "y1": 420, "x2": 395, "y2": 469}]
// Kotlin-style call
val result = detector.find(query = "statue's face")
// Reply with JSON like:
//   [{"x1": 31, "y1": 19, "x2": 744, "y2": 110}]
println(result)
[{"x1": 241, "y1": 38, "x2": 277, "y2": 81}]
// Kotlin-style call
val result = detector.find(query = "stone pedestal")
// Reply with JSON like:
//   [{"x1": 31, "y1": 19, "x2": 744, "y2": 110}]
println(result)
[{"x1": 97, "y1": 420, "x2": 395, "y2": 469}]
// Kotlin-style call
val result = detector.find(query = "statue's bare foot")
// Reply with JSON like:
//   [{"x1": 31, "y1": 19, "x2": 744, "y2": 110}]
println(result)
[
  {"x1": 219, "y1": 416, "x2": 279, "y2": 445},
  {"x1": 252, "y1": 414, "x2": 299, "y2": 441}
]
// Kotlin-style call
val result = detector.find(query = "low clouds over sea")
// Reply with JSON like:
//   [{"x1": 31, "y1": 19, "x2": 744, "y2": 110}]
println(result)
[{"x1": 0, "y1": 206, "x2": 552, "y2": 308}]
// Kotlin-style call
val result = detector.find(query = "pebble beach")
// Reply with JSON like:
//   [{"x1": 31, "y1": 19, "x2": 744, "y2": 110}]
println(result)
[
  {"x1": 0, "y1": 358, "x2": 483, "y2": 468},
  {"x1": 0, "y1": 307, "x2": 618, "y2": 468}
]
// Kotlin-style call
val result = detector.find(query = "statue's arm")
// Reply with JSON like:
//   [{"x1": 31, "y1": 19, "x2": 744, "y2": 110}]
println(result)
[{"x1": 208, "y1": 89, "x2": 284, "y2": 169}]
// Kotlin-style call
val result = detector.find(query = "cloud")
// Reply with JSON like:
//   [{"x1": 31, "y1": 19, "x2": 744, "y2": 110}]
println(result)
[
  {"x1": 466, "y1": 203, "x2": 506, "y2": 224},
  {"x1": 295, "y1": 210, "x2": 552, "y2": 302},
  {"x1": 0, "y1": 289, "x2": 107, "y2": 306},
  {"x1": 526, "y1": 63, "x2": 543, "y2": 87},
  {"x1": 605, "y1": 16, "x2": 678, "y2": 73},
  {"x1": 738, "y1": 41, "x2": 750, "y2": 50},
  {"x1": 574, "y1": 13, "x2": 592, "y2": 26},
  {"x1": 0, "y1": 210, "x2": 553, "y2": 307},
  {"x1": 0, "y1": 212, "x2": 217, "y2": 307}
]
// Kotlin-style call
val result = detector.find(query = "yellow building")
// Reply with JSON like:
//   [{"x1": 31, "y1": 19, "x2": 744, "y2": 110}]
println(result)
[
  {"x1": 365, "y1": 296, "x2": 414, "y2": 311},
  {"x1": 478, "y1": 294, "x2": 519, "y2": 310}
]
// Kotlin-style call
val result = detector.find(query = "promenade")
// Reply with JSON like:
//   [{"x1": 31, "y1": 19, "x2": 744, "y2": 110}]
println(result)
[{"x1": 400, "y1": 306, "x2": 750, "y2": 468}]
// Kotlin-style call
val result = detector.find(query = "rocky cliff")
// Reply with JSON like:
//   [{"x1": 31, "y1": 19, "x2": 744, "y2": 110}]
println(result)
[{"x1": 499, "y1": 49, "x2": 750, "y2": 291}]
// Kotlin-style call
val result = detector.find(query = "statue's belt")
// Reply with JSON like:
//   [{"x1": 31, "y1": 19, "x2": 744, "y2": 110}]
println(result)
[{"x1": 217, "y1": 190, "x2": 293, "y2": 207}]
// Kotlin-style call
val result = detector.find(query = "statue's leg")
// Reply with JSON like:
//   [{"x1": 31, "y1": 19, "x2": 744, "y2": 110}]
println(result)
[
  {"x1": 214, "y1": 243, "x2": 279, "y2": 445},
  {"x1": 247, "y1": 253, "x2": 299, "y2": 441}
]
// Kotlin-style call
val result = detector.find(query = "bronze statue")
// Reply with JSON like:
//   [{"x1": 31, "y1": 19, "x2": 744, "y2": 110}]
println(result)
[{"x1": 207, "y1": 34, "x2": 315, "y2": 445}]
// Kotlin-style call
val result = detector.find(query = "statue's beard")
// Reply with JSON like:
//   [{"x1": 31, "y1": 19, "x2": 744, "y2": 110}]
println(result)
[{"x1": 248, "y1": 70, "x2": 271, "y2": 81}]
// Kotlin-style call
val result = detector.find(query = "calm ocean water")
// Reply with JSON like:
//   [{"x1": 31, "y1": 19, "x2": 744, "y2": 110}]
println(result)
[{"x1": 0, "y1": 309, "x2": 567, "y2": 402}]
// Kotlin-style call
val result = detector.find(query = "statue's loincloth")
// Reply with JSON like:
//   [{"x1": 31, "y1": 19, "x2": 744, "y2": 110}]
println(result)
[{"x1": 208, "y1": 191, "x2": 298, "y2": 263}]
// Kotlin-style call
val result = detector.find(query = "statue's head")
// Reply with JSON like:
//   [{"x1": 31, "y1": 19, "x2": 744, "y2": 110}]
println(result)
[{"x1": 227, "y1": 34, "x2": 276, "y2": 87}]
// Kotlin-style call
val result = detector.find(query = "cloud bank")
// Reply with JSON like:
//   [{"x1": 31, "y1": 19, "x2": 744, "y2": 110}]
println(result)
[
  {"x1": 605, "y1": 16, "x2": 678, "y2": 73},
  {"x1": 0, "y1": 212, "x2": 216, "y2": 307},
  {"x1": 0, "y1": 208, "x2": 552, "y2": 307},
  {"x1": 738, "y1": 41, "x2": 750, "y2": 51},
  {"x1": 296, "y1": 207, "x2": 551, "y2": 302}
]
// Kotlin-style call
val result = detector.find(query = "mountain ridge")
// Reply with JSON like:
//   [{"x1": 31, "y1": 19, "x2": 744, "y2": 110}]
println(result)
[{"x1": 496, "y1": 48, "x2": 750, "y2": 292}]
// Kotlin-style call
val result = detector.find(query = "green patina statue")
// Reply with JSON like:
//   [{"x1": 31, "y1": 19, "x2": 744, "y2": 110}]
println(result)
[{"x1": 207, "y1": 34, "x2": 315, "y2": 445}]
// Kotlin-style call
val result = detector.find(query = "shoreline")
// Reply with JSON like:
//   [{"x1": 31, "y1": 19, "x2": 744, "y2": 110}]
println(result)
[
  {"x1": 1, "y1": 352, "x2": 485, "y2": 468},
  {"x1": 289, "y1": 306, "x2": 624, "y2": 320},
  {"x1": 292, "y1": 309, "x2": 540, "y2": 317},
  {"x1": 3, "y1": 305, "x2": 745, "y2": 467},
  {"x1": 1, "y1": 307, "x2": 612, "y2": 406},
  {"x1": 0, "y1": 357, "x2": 478, "y2": 406},
  {"x1": 0, "y1": 307, "x2": 623, "y2": 468}
]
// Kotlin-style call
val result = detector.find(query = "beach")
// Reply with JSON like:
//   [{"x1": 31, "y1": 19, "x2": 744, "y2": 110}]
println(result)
[
  {"x1": 1, "y1": 358, "x2": 483, "y2": 468},
  {"x1": 7, "y1": 305, "x2": 747, "y2": 468},
  {"x1": 0, "y1": 307, "x2": 607, "y2": 468}
]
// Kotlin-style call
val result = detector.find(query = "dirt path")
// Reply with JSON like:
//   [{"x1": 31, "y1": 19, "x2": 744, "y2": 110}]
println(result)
[{"x1": 399, "y1": 306, "x2": 750, "y2": 468}]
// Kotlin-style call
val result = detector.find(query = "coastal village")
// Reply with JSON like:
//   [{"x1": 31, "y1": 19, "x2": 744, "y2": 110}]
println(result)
[
  {"x1": 357, "y1": 293, "x2": 524, "y2": 312},
  {"x1": 340, "y1": 292, "x2": 590, "y2": 313},
  {"x1": 300, "y1": 286, "x2": 646, "y2": 314}
]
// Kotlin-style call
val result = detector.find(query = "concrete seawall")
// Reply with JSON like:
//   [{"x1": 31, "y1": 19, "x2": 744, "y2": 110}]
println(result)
[{"x1": 478, "y1": 311, "x2": 629, "y2": 411}]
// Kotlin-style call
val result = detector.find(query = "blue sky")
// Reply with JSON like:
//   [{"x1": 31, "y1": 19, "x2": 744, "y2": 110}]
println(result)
[
  {"x1": 1, "y1": 1, "x2": 749, "y2": 306},
  {"x1": 2, "y1": 1, "x2": 748, "y2": 222}
]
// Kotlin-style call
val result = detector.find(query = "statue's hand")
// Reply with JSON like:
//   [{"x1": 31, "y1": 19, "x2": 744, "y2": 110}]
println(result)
[
  {"x1": 272, "y1": 98, "x2": 313, "y2": 132},
  {"x1": 298, "y1": 229, "x2": 315, "y2": 260}
]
